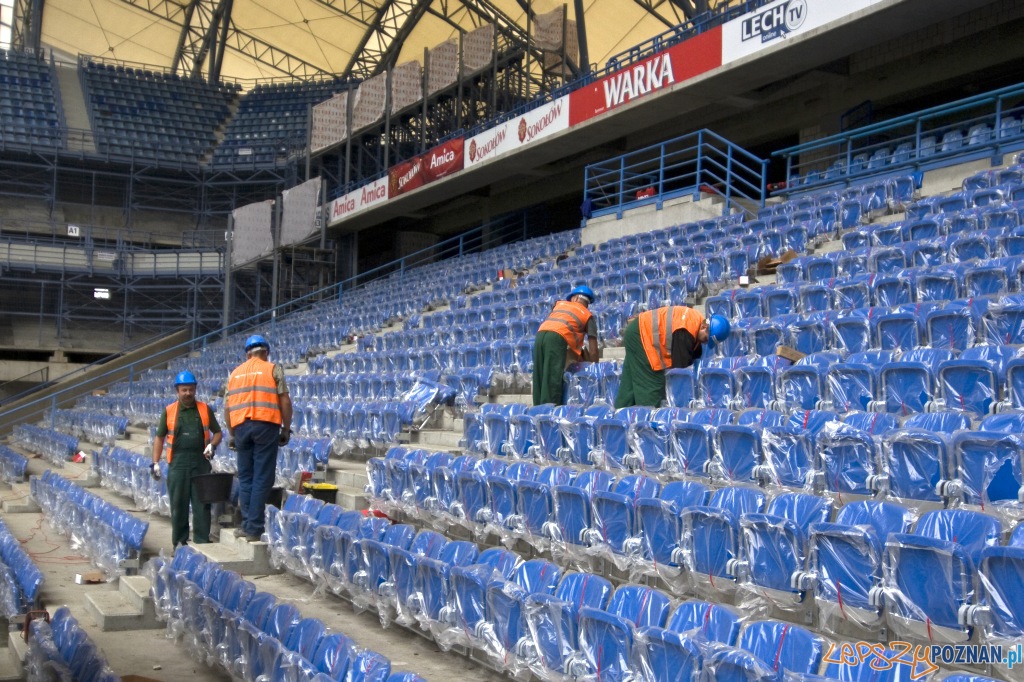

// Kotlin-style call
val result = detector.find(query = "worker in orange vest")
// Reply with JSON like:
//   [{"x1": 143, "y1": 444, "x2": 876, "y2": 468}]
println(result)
[
  {"x1": 224, "y1": 335, "x2": 292, "y2": 542},
  {"x1": 533, "y1": 285, "x2": 599, "y2": 405},
  {"x1": 615, "y1": 306, "x2": 731, "y2": 408},
  {"x1": 151, "y1": 370, "x2": 222, "y2": 548}
]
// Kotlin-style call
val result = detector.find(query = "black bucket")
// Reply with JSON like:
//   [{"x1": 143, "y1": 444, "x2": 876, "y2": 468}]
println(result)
[
  {"x1": 191, "y1": 473, "x2": 234, "y2": 504},
  {"x1": 303, "y1": 484, "x2": 338, "y2": 505},
  {"x1": 267, "y1": 487, "x2": 285, "y2": 509}
]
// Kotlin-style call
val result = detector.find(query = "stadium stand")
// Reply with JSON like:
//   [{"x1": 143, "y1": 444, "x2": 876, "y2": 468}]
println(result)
[
  {"x1": 0, "y1": 49, "x2": 62, "y2": 149},
  {"x1": 212, "y1": 78, "x2": 351, "y2": 169},
  {"x1": 80, "y1": 58, "x2": 238, "y2": 164},
  {"x1": 7, "y1": 5, "x2": 1024, "y2": 680}
]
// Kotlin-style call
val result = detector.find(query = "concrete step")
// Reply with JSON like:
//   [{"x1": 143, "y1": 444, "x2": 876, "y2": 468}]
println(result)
[
  {"x1": 602, "y1": 346, "x2": 626, "y2": 361},
  {"x1": 0, "y1": 483, "x2": 38, "y2": 514},
  {"x1": 328, "y1": 461, "x2": 367, "y2": 490},
  {"x1": 336, "y1": 487, "x2": 368, "y2": 511},
  {"x1": 193, "y1": 531, "x2": 281, "y2": 576},
  {"x1": 124, "y1": 426, "x2": 151, "y2": 445},
  {"x1": 83, "y1": 575, "x2": 161, "y2": 631},
  {"x1": 493, "y1": 393, "x2": 532, "y2": 405},
  {"x1": 1, "y1": 632, "x2": 27, "y2": 681},
  {"x1": 409, "y1": 429, "x2": 463, "y2": 449}
]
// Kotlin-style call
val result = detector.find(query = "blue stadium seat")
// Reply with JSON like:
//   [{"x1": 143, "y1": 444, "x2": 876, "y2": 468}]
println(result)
[
  {"x1": 881, "y1": 509, "x2": 1001, "y2": 642},
  {"x1": 808, "y1": 500, "x2": 915, "y2": 633}
]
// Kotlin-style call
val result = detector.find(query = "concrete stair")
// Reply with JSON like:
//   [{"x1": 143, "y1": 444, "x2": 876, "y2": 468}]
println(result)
[
  {"x1": 326, "y1": 460, "x2": 369, "y2": 510},
  {"x1": 194, "y1": 531, "x2": 281, "y2": 576},
  {"x1": 84, "y1": 575, "x2": 161, "y2": 632},
  {"x1": 0, "y1": 482, "x2": 38, "y2": 514},
  {"x1": 53, "y1": 64, "x2": 96, "y2": 154},
  {"x1": 1, "y1": 632, "x2": 28, "y2": 681}
]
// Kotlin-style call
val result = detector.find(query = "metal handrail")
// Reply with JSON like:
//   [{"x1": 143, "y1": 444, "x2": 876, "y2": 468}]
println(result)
[
  {"x1": 584, "y1": 129, "x2": 767, "y2": 219},
  {"x1": 773, "y1": 81, "x2": 1024, "y2": 189}
]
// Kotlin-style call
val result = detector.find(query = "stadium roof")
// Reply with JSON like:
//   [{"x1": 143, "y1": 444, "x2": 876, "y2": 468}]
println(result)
[{"x1": 40, "y1": 0, "x2": 720, "y2": 83}]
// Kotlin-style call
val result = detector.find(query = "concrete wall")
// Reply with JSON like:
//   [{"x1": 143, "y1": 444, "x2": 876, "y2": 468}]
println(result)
[{"x1": 581, "y1": 193, "x2": 723, "y2": 246}]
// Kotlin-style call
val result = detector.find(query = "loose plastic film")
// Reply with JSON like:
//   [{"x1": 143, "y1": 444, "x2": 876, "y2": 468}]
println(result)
[{"x1": 27, "y1": 607, "x2": 117, "y2": 682}]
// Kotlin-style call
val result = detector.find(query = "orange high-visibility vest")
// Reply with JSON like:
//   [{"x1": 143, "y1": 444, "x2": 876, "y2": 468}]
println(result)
[
  {"x1": 225, "y1": 357, "x2": 283, "y2": 428},
  {"x1": 165, "y1": 400, "x2": 211, "y2": 463},
  {"x1": 538, "y1": 300, "x2": 593, "y2": 355},
  {"x1": 638, "y1": 306, "x2": 705, "y2": 371}
]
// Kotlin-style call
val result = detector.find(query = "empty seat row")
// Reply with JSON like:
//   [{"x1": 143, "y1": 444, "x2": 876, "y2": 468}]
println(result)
[
  {"x1": 0, "y1": 517, "x2": 43, "y2": 618},
  {"x1": 147, "y1": 545, "x2": 419, "y2": 682},
  {"x1": 12, "y1": 423, "x2": 77, "y2": 467},
  {"x1": 0, "y1": 444, "x2": 28, "y2": 484},
  {"x1": 50, "y1": 408, "x2": 129, "y2": 444},
  {"x1": 31, "y1": 470, "x2": 149, "y2": 578},
  {"x1": 270, "y1": 493, "x2": 1022, "y2": 681},
  {"x1": 93, "y1": 444, "x2": 171, "y2": 517},
  {"x1": 27, "y1": 607, "x2": 118, "y2": 682}
]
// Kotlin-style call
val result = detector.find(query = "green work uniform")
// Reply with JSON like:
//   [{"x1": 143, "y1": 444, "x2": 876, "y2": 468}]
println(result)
[
  {"x1": 533, "y1": 330, "x2": 569, "y2": 405},
  {"x1": 615, "y1": 317, "x2": 667, "y2": 408},
  {"x1": 157, "y1": 402, "x2": 221, "y2": 546}
]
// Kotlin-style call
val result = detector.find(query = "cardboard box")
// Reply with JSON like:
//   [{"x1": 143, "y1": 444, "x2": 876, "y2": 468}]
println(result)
[
  {"x1": 74, "y1": 571, "x2": 104, "y2": 584},
  {"x1": 776, "y1": 345, "x2": 806, "y2": 363}
]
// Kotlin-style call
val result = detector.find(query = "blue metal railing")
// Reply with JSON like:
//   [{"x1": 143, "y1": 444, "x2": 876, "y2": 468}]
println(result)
[
  {"x1": 774, "y1": 81, "x2": 1024, "y2": 192},
  {"x1": 0, "y1": 208, "x2": 548, "y2": 423},
  {"x1": 584, "y1": 129, "x2": 767, "y2": 220}
]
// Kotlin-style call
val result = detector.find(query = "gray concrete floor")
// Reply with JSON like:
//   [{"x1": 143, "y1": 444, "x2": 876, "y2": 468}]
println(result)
[{"x1": 0, "y1": 444, "x2": 505, "y2": 682}]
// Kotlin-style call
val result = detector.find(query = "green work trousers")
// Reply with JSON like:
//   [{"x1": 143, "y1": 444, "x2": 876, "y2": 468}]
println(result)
[
  {"x1": 533, "y1": 330, "x2": 569, "y2": 405},
  {"x1": 167, "y1": 452, "x2": 212, "y2": 546},
  {"x1": 615, "y1": 317, "x2": 666, "y2": 408}
]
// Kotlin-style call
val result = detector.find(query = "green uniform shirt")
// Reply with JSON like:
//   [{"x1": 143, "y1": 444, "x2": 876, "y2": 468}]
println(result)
[{"x1": 156, "y1": 402, "x2": 222, "y2": 465}]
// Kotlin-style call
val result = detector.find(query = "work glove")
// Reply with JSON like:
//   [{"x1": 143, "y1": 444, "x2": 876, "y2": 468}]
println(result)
[
  {"x1": 228, "y1": 436, "x2": 236, "y2": 450},
  {"x1": 278, "y1": 428, "x2": 291, "y2": 446},
  {"x1": 203, "y1": 443, "x2": 214, "y2": 459},
  {"x1": 150, "y1": 463, "x2": 161, "y2": 480}
]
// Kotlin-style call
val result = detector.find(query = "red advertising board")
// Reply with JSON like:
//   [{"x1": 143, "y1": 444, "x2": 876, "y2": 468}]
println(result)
[
  {"x1": 388, "y1": 137, "x2": 465, "y2": 198},
  {"x1": 422, "y1": 137, "x2": 464, "y2": 182},
  {"x1": 569, "y1": 26, "x2": 723, "y2": 126}
]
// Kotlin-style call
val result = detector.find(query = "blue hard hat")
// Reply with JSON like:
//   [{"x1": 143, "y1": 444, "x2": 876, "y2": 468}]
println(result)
[
  {"x1": 244, "y1": 334, "x2": 269, "y2": 351},
  {"x1": 173, "y1": 370, "x2": 197, "y2": 387},
  {"x1": 709, "y1": 315, "x2": 731, "y2": 342},
  {"x1": 567, "y1": 285, "x2": 596, "y2": 303}
]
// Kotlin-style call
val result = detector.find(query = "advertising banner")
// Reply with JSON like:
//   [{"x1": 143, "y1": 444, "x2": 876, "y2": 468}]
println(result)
[
  {"x1": 569, "y1": 27, "x2": 722, "y2": 126},
  {"x1": 388, "y1": 137, "x2": 465, "y2": 198},
  {"x1": 466, "y1": 95, "x2": 569, "y2": 168},
  {"x1": 327, "y1": 175, "x2": 389, "y2": 226},
  {"x1": 720, "y1": 0, "x2": 887, "y2": 64}
]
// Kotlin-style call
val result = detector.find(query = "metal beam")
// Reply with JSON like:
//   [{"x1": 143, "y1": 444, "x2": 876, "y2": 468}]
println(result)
[
  {"x1": 630, "y1": 0, "x2": 686, "y2": 28},
  {"x1": 10, "y1": 0, "x2": 45, "y2": 52},
  {"x1": 344, "y1": 0, "x2": 434, "y2": 78},
  {"x1": 116, "y1": 0, "x2": 331, "y2": 79}
]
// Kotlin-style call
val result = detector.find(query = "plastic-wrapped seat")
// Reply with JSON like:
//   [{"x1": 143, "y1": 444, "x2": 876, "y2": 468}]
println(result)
[
  {"x1": 635, "y1": 481, "x2": 712, "y2": 575},
  {"x1": 530, "y1": 405, "x2": 581, "y2": 462},
  {"x1": 880, "y1": 509, "x2": 1001, "y2": 643},
  {"x1": 926, "y1": 306, "x2": 975, "y2": 351},
  {"x1": 947, "y1": 412, "x2": 1024, "y2": 513},
  {"x1": 969, "y1": 540, "x2": 1024, "y2": 652},
  {"x1": 575, "y1": 586, "x2": 672, "y2": 681},
  {"x1": 733, "y1": 493, "x2": 832, "y2": 611},
  {"x1": 933, "y1": 345, "x2": 1017, "y2": 416},
  {"x1": 440, "y1": 548, "x2": 520, "y2": 647},
  {"x1": 875, "y1": 312, "x2": 920, "y2": 352},
  {"x1": 522, "y1": 572, "x2": 613, "y2": 680},
  {"x1": 680, "y1": 486, "x2": 768, "y2": 599},
  {"x1": 560, "y1": 405, "x2": 614, "y2": 465},
  {"x1": 509, "y1": 466, "x2": 575, "y2": 548},
  {"x1": 702, "y1": 620, "x2": 826, "y2": 681},
  {"x1": 807, "y1": 500, "x2": 915, "y2": 633},
  {"x1": 823, "y1": 351, "x2": 896, "y2": 414},
  {"x1": 486, "y1": 462, "x2": 540, "y2": 534},
  {"x1": 482, "y1": 559, "x2": 562, "y2": 665},
  {"x1": 712, "y1": 424, "x2": 762, "y2": 484},
  {"x1": 756, "y1": 411, "x2": 838, "y2": 489},
  {"x1": 878, "y1": 411, "x2": 970, "y2": 503},
  {"x1": 586, "y1": 475, "x2": 660, "y2": 562},
  {"x1": 872, "y1": 349, "x2": 954, "y2": 416},
  {"x1": 547, "y1": 471, "x2": 615, "y2": 556},
  {"x1": 592, "y1": 407, "x2": 652, "y2": 470},
  {"x1": 664, "y1": 369, "x2": 696, "y2": 408},
  {"x1": 414, "y1": 541, "x2": 479, "y2": 632},
  {"x1": 777, "y1": 353, "x2": 843, "y2": 412}
]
